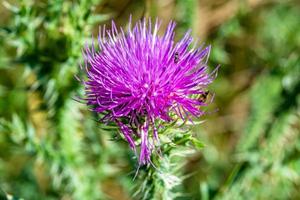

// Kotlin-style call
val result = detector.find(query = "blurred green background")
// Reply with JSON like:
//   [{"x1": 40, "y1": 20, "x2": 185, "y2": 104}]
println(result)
[{"x1": 0, "y1": 0, "x2": 300, "y2": 199}]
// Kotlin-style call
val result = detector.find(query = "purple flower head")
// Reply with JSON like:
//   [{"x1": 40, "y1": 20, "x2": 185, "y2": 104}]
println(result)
[{"x1": 81, "y1": 17, "x2": 216, "y2": 165}]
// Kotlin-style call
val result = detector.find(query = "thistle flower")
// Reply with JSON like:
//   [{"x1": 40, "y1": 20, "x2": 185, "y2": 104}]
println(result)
[{"x1": 81, "y1": 17, "x2": 216, "y2": 165}]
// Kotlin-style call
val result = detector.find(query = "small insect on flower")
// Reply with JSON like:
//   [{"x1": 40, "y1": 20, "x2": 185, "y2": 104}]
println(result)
[
  {"x1": 174, "y1": 52, "x2": 179, "y2": 64},
  {"x1": 80, "y1": 17, "x2": 217, "y2": 166},
  {"x1": 198, "y1": 90, "x2": 210, "y2": 103}
]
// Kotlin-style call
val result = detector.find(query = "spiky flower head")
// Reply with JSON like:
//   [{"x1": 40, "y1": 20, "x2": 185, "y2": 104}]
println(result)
[{"x1": 81, "y1": 17, "x2": 216, "y2": 165}]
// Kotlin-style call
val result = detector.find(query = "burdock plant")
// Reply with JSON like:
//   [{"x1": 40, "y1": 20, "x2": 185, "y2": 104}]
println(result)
[{"x1": 80, "y1": 17, "x2": 216, "y2": 168}]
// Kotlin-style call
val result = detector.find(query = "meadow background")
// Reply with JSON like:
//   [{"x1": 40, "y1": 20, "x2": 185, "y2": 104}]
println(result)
[{"x1": 0, "y1": 0, "x2": 299, "y2": 199}]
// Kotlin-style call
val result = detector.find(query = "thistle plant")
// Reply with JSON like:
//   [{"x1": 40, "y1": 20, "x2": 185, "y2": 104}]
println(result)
[
  {"x1": 1, "y1": 0, "x2": 300, "y2": 200},
  {"x1": 81, "y1": 17, "x2": 216, "y2": 167}
]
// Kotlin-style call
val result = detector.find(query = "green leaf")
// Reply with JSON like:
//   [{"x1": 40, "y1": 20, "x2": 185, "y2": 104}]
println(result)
[{"x1": 191, "y1": 137, "x2": 205, "y2": 149}]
